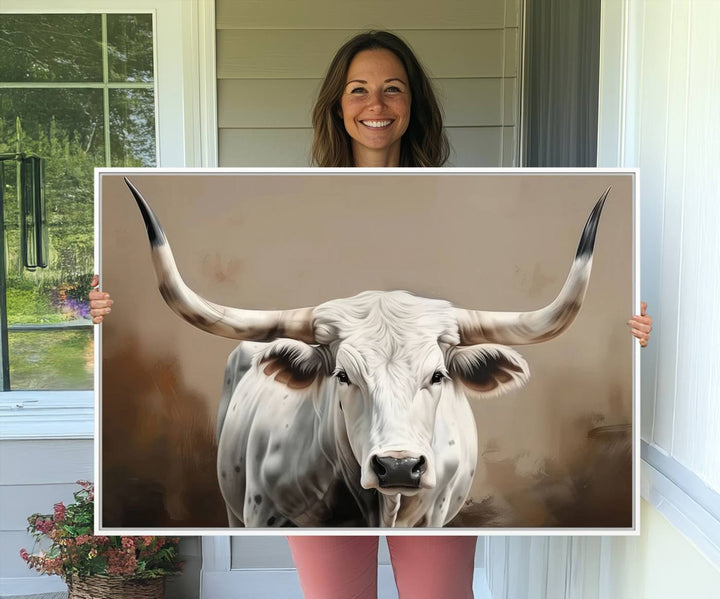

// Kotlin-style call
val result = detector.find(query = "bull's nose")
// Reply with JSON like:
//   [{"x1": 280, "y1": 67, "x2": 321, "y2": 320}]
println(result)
[{"x1": 371, "y1": 455, "x2": 426, "y2": 488}]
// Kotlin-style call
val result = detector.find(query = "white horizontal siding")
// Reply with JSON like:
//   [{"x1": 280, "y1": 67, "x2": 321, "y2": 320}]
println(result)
[
  {"x1": 0, "y1": 484, "x2": 82, "y2": 532},
  {"x1": 218, "y1": 78, "x2": 517, "y2": 128},
  {"x1": 216, "y1": 0, "x2": 517, "y2": 30},
  {"x1": 0, "y1": 440, "x2": 92, "y2": 486},
  {"x1": 217, "y1": 29, "x2": 514, "y2": 79},
  {"x1": 219, "y1": 128, "x2": 314, "y2": 166},
  {"x1": 0, "y1": 439, "x2": 92, "y2": 580},
  {"x1": 218, "y1": 126, "x2": 513, "y2": 168}
]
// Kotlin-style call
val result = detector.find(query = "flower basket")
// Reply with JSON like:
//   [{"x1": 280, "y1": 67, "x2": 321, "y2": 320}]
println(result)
[
  {"x1": 21, "y1": 481, "x2": 182, "y2": 595},
  {"x1": 67, "y1": 575, "x2": 164, "y2": 599}
]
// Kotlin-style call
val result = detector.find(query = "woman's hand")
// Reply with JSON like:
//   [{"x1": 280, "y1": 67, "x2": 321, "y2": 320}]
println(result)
[
  {"x1": 628, "y1": 301, "x2": 652, "y2": 348},
  {"x1": 89, "y1": 274, "x2": 113, "y2": 324}
]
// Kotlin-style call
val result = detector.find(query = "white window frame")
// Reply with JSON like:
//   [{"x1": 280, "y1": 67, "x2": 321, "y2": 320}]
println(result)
[
  {"x1": 597, "y1": 0, "x2": 720, "y2": 567},
  {"x1": 0, "y1": 0, "x2": 217, "y2": 440}
]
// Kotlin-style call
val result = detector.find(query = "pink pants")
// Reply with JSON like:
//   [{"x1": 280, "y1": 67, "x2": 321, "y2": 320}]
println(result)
[{"x1": 288, "y1": 536, "x2": 477, "y2": 599}]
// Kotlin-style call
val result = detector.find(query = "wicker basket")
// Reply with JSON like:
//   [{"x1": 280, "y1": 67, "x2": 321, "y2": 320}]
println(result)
[{"x1": 67, "y1": 575, "x2": 164, "y2": 599}]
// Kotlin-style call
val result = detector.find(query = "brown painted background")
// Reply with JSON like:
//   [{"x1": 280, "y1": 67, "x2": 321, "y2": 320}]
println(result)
[{"x1": 99, "y1": 171, "x2": 634, "y2": 530}]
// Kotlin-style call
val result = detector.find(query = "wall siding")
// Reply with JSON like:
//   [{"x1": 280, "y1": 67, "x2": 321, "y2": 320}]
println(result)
[
  {"x1": 216, "y1": 0, "x2": 522, "y2": 167},
  {"x1": 0, "y1": 439, "x2": 92, "y2": 582}
]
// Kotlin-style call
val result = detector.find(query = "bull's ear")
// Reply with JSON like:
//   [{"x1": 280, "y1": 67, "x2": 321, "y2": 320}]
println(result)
[
  {"x1": 448, "y1": 344, "x2": 529, "y2": 399},
  {"x1": 254, "y1": 340, "x2": 326, "y2": 390}
]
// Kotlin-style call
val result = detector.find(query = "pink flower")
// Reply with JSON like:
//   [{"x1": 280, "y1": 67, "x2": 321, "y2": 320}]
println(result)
[
  {"x1": 53, "y1": 502, "x2": 66, "y2": 522},
  {"x1": 121, "y1": 537, "x2": 135, "y2": 550},
  {"x1": 19, "y1": 548, "x2": 29, "y2": 562},
  {"x1": 34, "y1": 518, "x2": 53, "y2": 534},
  {"x1": 107, "y1": 548, "x2": 137, "y2": 576}
]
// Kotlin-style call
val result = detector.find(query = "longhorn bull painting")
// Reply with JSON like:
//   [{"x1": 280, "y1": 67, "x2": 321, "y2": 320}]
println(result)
[{"x1": 98, "y1": 172, "x2": 635, "y2": 531}]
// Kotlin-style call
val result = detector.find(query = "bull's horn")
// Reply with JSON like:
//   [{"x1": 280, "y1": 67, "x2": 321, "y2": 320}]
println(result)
[
  {"x1": 455, "y1": 188, "x2": 611, "y2": 345},
  {"x1": 124, "y1": 178, "x2": 315, "y2": 343}
]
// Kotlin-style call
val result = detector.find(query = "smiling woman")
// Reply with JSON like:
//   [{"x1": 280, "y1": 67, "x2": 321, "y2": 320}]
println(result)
[
  {"x1": 311, "y1": 30, "x2": 449, "y2": 168},
  {"x1": 340, "y1": 49, "x2": 412, "y2": 167}
]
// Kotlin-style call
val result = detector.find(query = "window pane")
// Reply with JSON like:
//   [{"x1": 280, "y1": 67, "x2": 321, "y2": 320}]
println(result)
[
  {"x1": 0, "y1": 13, "x2": 157, "y2": 391},
  {"x1": 109, "y1": 89, "x2": 157, "y2": 166},
  {"x1": 1, "y1": 88, "x2": 102, "y2": 290},
  {"x1": 107, "y1": 14, "x2": 154, "y2": 83},
  {"x1": 1, "y1": 89, "x2": 99, "y2": 390},
  {"x1": 0, "y1": 14, "x2": 102, "y2": 82},
  {"x1": 8, "y1": 329, "x2": 93, "y2": 390},
  {"x1": 0, "y1": 89, "x2": 106, "y2": 163}
]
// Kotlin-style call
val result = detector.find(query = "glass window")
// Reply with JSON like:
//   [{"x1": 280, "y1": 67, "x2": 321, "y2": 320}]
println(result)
[{"x1": 0, "y1": 13, "x2": 156, "y2": 390}]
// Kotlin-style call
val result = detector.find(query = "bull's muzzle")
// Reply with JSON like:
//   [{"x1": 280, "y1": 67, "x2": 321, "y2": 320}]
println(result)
[{"x1": 372, "y1": 455, "x2": 427, "y2": 488}]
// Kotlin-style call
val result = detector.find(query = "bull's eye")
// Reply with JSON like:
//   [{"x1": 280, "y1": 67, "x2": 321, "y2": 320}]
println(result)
[
  {"x1": 335, "y1": 370, "x2": 351, "y2": 385},
  {"x1": 431, "y1": 371, "x2": 446, "y2": 385}
]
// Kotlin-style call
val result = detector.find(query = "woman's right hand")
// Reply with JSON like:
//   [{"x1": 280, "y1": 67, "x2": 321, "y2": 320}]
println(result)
[{"x1": 89, "y1": 274, "x2": 113, "y2": 324}]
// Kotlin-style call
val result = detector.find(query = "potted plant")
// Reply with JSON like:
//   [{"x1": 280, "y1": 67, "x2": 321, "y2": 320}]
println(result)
[{"x1": 20, "y1": 480, "x2": 182, "y2": 599}]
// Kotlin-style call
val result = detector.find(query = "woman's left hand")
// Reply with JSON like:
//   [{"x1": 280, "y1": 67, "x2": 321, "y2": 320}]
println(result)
[{"x1": 628, "y1": 301, "x2": 652, "y2": 348}]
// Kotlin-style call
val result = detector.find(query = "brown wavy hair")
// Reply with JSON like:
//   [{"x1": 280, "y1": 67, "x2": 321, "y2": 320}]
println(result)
[{"x1": 311, "y1": 31, "x2": 449, "y2": 167}]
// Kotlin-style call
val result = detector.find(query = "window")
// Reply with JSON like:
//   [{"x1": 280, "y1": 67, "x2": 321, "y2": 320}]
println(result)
[
  {"x1": 0, "y1": 13, "x2": 156, "y2": 391},
  {"x1": 0, "y1": 2, "x2": 214, "y2": 440}
]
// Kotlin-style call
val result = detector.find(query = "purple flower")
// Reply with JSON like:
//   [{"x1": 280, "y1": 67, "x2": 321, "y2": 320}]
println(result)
[{"x1": 64, "y1": 297, "x2": 91, "y2": 320}]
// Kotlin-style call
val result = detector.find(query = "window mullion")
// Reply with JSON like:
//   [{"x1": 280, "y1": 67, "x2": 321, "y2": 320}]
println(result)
[
  {"x1": 0, "y1": 166, "x2": 10, "y2": 391},
  {"x1": 102, "y1": 13, "x2": 112, "y2": 167}
]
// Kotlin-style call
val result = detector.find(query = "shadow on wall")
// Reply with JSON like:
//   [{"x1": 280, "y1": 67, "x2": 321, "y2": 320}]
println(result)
[
  {"x1": 102, "y1": 336, "x2": 226, "y2": 528},
  {"x1": 449, "y1": 423, "x2": 632, "y2": 527}
]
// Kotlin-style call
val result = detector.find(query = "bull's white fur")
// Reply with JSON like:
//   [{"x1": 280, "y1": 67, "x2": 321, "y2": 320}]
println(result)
[{"x1": 217, "y1": 290, "x2": 529, "y2": 527}]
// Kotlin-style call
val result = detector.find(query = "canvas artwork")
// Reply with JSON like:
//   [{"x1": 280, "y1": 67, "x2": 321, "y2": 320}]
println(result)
[{"x1": 97, "y1": 170, "x2": 636, "y2": 533}]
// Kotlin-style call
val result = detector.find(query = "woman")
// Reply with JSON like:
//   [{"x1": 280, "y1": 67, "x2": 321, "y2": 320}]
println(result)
[{"x1": 90, "y1": 31, "x2": 652, "y2": 599}]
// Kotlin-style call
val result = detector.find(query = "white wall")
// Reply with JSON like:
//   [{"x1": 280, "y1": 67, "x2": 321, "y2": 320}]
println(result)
[
  {"x1": 595, "y1": 0, "x2": 720, "y2": 593},
  {"x1": 0, "y1": 438, "x2": 92, "y2": 596},
  {"x1": 603, "y1": 500, "x2": 720, "y2": 599}
]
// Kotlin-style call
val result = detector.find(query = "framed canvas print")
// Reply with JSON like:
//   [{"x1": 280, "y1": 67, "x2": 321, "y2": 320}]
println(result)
[{"x1": 96, "y1": 169, "x2": 638, "y2": 535}]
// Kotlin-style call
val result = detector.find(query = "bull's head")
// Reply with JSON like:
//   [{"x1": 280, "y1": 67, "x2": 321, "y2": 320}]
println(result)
[{"x1": 125, "y1": 178, "x2": 608, "y2": 497}]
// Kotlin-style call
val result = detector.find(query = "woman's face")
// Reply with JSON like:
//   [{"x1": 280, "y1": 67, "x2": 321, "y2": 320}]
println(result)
[{"x1": 340, "y1": 49, "x2": 411, "y2": 166}]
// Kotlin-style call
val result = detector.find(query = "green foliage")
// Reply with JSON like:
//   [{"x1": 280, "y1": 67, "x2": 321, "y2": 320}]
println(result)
[
  {"x1": 9, "y1": 329, "x2": 93, "y2": 390},
  {"x1": 5, "y1": 286, "x2": 63, "y2": 325}
]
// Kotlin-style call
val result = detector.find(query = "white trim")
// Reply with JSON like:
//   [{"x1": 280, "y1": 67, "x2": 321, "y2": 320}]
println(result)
[
  {"x1": 0, "y1": 392, "x2": 93, "y2": 440},
  {"x1": 0, "y1": 1, "x2": 214, "y2": 442},
  {"x1": 641, "y1": 458, "x2": 720, "y2": 568},
  {"x1": 181, "y1": 0, "x2": 218, "y2": 167},
  {"x1": 597, "y1": 0, "x2": 629, "y2": 167},
  {"x1": 517, "y1": 0, "x2": 528, "y2": 165},
  {"x1": 201, "y1": 537, "x2": 232, "y2": 572}
]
